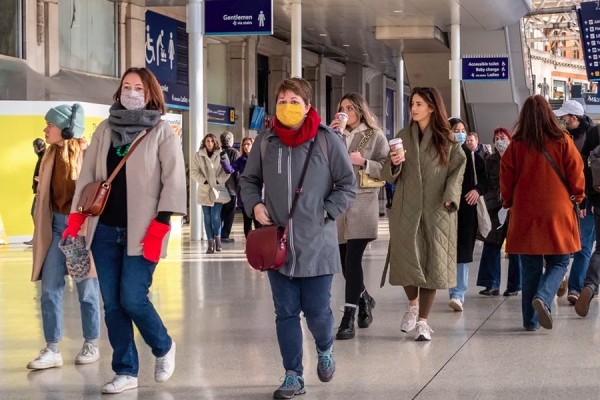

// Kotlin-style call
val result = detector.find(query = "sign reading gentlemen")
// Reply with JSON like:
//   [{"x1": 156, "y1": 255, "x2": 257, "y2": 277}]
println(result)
[{"x1": 204, "y1": 0, "x2": 273, "y2": 36}]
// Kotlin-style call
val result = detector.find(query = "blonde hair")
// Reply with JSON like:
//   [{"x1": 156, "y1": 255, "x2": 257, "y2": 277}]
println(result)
[
  {"x1": 45, "y1": 138, "x2": 86, "y2": 180},
  {"x1": 338, "y1": 93, "x2": 381, "y2": 131},
  {"x1": 241, "y1": 137, "x2": 254, "y2": 156}
]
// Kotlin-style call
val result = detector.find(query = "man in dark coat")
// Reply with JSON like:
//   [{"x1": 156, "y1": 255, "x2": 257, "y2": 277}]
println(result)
[
  {"x1": 466, "y1": 132, "x2": 491, "y2": 161},
  {"x1": 25, "y1": 139, "x2": 46, "y2": 245},
  {"x1": 220, "y1": 131, "x2": 239, "y2": 243},
  {"x1": 555, "y1": 100, "x2": 596, "y2": 304}
]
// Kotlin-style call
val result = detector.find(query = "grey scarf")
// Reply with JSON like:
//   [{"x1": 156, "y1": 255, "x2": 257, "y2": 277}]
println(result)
[{"x1": 108, "y1": 102, "x2": 161, "y2": 148}]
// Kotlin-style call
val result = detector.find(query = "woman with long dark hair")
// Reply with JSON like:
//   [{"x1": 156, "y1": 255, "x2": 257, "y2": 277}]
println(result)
[
  {"x1": 69, "y1": 67, "x2": 187, "y2": 393},
  {"x1": 447, "y1": 118, "x2": 489, "y2": 312},
  {"x1": 190, "y1": 133, "x2": 234, "y2": 253},
  {"x1": 500, "y1": 95, "x2": 584, "y2": 331},
  {"x1": 329, "y1": 92, "x2": 389, "y2": 340},
  {"x1": 231, "y1": 137, "x2": 261, "y2": 238},
  {"x1": 382, "y1": 87, "x2": 466, "y2": 341}
]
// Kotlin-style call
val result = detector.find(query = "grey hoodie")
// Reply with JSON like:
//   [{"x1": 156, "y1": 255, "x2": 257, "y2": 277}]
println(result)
[{"x1": 240, "y1": 125, "x2": 357, "y2": 278}]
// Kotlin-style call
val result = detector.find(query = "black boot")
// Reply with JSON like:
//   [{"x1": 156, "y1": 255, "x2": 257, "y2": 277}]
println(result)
[
  {"x1": 358, "y1": 290, "x2": 376, "y2": 328},
  {"x1": 336, "y1": 307, "x2": 356, "y2": 340}
]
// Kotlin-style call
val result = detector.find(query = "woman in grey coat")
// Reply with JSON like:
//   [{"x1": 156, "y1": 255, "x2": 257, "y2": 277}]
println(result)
[
  {"x1": 329, "y1": 93, "x2": 390, "y2": 341},
  {"x1": 240, "y1": 78, "x2": 356, "y2": 399}
]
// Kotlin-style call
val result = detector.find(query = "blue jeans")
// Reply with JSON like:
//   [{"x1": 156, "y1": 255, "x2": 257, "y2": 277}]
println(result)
[
  {"x1": 41, "y1": 213, "x2": 100, "y2": 343},
  {"x1": 520, "y1": 254, "x2": 570, "y2": 330},
  {"x1": 91, "y1": 222, "x2": 172, "y2": 376},
  {"x1": 476, "y1": 243, "x2": 522, "y2": 292},
  {"x1": 449, "y1": 263, "x2": 469, "y2": 303},
  {"x1": 268, "y1": 271, "x2": 334, "y2": 377},
  {"x1": 569, "y1": 203, "x2": 595, "y2": 293},
  {"x1": 202, "y1": 203, "x2": 223, "y2": 239}
]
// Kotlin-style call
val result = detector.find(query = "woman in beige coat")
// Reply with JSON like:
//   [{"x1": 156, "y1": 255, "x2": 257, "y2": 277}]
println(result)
[
  {"x1": 29, "y1": 103, "x2": 101, "y2": 371},
  {"x1": 68, "y1": 67, "x2": 187, "y2": 394},
  {"x1": 382, "y1": 87, "x2": 466, "y2": 341},
  {"x1": 190, "y1": 133, "x2": 233, "y2": 253},
  {"x1": 329, "y1": 93, "x2": 389, "y2": 340}
]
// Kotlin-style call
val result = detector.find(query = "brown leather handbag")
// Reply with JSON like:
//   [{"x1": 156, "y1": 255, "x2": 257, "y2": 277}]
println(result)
[
  {"x1": 76, "y1": 127, "x2": 153, "y2": 216},
  {"x1": 245, "y1": 138, "x2": 316, "y2": 271}
]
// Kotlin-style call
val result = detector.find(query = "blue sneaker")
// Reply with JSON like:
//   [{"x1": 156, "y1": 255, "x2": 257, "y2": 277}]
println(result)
[
  {"x1": 273, "y1": 371, "x2": 305, "y2": 399},
  {"x1": 316, "y1": 346, "x2": 335, "y2": 382}
]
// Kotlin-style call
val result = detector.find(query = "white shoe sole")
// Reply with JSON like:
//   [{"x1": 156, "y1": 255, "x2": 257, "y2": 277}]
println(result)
[
  {"x1": 448, "y1": 300, "x2": 463, "y2": 312},
  {"x1": 102, "y1": 381, "x2": 138, "y2": 394},
  {"x1": 75, "y1": 354, "x2": 100, "y2": 365},
  {"x1": 27, "y1": 359, "x2": 63, "y2": 370}
]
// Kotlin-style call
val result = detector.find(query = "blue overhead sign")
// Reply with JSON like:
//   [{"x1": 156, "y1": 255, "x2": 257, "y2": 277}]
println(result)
[
  {"x1": 577, "y1": 2, "x2": 600, "y2": 81},
  {"x1": 204, "y1": 0, "x2": 273, "y2": 36},
  {"x1": 145, "y1": 11, "x2": 189, "y2": 109},
  {"x1": 208, "y1": 104, "x2": 236, "y2": 126},
  {"x1": 462, "y1": 57, "x2": 509, "y2": 81}
]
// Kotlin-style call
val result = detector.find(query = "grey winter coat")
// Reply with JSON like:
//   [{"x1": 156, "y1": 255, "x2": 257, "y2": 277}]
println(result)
[
  {"x1": 337, "y1": 124, "x2": 390, "y2": 243},
  {"x1": 240, "y1": 125, "x2": 357, "y2": 278}
]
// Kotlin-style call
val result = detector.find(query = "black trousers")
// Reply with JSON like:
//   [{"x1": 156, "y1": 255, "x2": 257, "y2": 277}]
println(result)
[
  {"x1": 241, "y1": 209, "x2": 261, "y2": 238},
  {"x1": 339, "y1": 239, "x2": 372, "y2": 306},
  {"x1": 583, "y1": 207, "x2": 600, "y2": 293},
  {"x1": 220, "y1": 195, "x2": 237, "y2": 239}
]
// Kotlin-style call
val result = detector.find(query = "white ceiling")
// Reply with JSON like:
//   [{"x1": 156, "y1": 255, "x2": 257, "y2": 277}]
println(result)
[{"x1": 272, "y1": 0, "x2": 533, "y2": 73}]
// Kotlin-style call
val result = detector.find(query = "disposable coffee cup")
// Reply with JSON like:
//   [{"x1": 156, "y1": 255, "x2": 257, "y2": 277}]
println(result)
[
  {"x1": 389, "y1": 138, "x2": 403, "y2": 151},
  {"x1": 335, "y1": 113, "x2": 349, "y2": 132}
]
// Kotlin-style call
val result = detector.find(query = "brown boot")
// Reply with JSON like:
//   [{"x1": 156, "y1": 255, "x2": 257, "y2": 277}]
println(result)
[
  {"x1": 215, "y1": 236, "x2": 222, "y2": 252},
  {"x1": 206, "y1": 239, "x2": 215, "y2": 254}
]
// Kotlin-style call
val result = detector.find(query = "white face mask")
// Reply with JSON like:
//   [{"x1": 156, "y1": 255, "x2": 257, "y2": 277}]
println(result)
[
  {"x1": 120, "y1": 90, "x2": 146, "y2": 110},
  {"x1": 495, "y1": 139, "x2": 509, "y2": 153}
]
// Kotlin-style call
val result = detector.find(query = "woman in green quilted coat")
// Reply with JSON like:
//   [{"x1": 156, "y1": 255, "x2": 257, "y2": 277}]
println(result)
[{"x1": 381, "y1": 87, "x2": 466, "y2": 341}]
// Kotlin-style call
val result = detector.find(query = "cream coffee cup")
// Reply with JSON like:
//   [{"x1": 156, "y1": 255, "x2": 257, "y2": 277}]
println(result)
[{"x1": 335, "y1": 113, "x2": 349, "y2": 132}]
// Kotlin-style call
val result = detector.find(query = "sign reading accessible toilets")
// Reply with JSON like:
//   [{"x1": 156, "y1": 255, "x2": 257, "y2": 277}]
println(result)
[
  {"x1": 577, "y1": 1, "x2": 600, "y2": 81},
  {"x1": 462, "y1": 57, "x2": 509, "y2": 81},
  {"x1": 204, "y1": 0, "x2": 273, "y2": 36}
]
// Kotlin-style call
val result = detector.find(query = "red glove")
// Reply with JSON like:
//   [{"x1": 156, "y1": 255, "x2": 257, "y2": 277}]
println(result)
[
  {"x1": 62, "y1": 213, "x2": 87, "y2": 239},
  {"x1": 141, "y1": 218, "x2": 171, "y2": 262}
]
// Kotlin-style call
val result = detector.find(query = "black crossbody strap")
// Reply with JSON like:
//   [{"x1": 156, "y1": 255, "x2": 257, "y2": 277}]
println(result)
[
  {"x1": 543, "y1": 150, "x2": 576, "y2": 205},
  {"x1": 288, "y1": 139, "x2": 317, "y2": 220}
]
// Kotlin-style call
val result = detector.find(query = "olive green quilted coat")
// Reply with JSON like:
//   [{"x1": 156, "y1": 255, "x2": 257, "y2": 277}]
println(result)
[{"x1": 381, "y1": 123, "x2": 466, "y2": 289}]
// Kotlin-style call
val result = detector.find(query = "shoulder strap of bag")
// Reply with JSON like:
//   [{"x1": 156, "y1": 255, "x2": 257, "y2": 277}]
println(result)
[
  {"x1": 355, "y1": 129, "x2": 375, "y2": 153},
  {"x1": 471, "y1": 151, "x2": 478, "y2": 185},
  {"x1": 288, "y1": 139, "x2": 317, "y2": 221},
  {"x1": 543, "y1": 149, "x2": 576, "y2": 205},
  {"x1": 105, "y1": 125, "x2": 156, "y2": 185}
]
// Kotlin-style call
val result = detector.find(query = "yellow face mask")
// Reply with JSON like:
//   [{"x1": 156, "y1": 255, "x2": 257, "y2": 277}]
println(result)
[{"x1": 276, "y1": 103, "x2": 305, "y2": 128}]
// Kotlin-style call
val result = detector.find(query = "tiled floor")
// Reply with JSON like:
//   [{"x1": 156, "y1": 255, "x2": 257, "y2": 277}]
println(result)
[{"x1": 2, "y1": 218, "x2": 600, "y2": 399}]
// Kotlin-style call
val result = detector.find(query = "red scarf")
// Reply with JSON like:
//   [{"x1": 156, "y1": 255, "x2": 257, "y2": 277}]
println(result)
[{"x1": 273, "y1": 107, "x2": 321, "y2": 147}]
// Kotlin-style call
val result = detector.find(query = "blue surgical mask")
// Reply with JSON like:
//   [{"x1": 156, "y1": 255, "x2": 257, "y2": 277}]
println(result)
[{"x1": 455, "y1": 133, "x2": 467, "y2": 145}]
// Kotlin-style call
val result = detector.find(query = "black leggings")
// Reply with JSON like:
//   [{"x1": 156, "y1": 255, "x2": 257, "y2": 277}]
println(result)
[
  {"x1": 242, "y1": 209, "x2": 261, "y2": 238},
  {"x1": 339, "y1": 239, "x2": 372, "y2": 305}
]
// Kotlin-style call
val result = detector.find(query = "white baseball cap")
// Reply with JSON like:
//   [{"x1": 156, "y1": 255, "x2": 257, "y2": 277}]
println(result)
[{"x1": 554, "y1": 100, "x2": 584, "y2": 117}]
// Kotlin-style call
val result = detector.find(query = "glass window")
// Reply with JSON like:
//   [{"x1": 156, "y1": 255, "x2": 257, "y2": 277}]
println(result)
[
  {"x1": 0, "y1": 0, "x2": 21, "y2": 58},
  {"x1": 59, "y1": 0, "x2": 116, "y2": 76}
]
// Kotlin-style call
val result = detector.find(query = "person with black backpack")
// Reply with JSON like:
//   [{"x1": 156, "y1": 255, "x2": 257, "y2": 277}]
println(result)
[{"x1": 554, "y1": 100, "x2": 597, "y2": 305}]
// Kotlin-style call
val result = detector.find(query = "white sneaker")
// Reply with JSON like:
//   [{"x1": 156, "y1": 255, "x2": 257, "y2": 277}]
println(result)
[
  {"x1": 102, "y1": 375, "x2": 138, "y2": 394},
  {"x1": 400, "y1": 305, "x2": 419, "y2": 333},
  {"x1": 155, "y1": 341, "x2": 176, "y2": 383},
  {"x1": 415, "y1": 321, "x2": 434, "y2": 342},
  {"x1": 75, "y1": 343, "x2": 100, "y2": 365},
  {"x1": 448, "y1": 298, "x2": 464, "y2": 312},
  {"x1": 27, "y1": 348, "x2": 63, "y2": 370}
]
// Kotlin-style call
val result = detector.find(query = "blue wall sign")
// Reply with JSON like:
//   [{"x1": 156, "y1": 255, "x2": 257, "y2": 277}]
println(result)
[
  {"x1": 204, "y1": 0, "x2": 273, "y2": 36},
  {"x1": 145, "y1": 11, "x2": 189, "y2": 109},
  {"x1": 208, "y1": 104, "x2": 236, "y2": 126},
  {"x1": 577, "y1": 2, "x2": 600, "y2": 81},
  {"x1": 385, "y1": 88, "x2": 395, "y2": 139},
  {"x1": 462, "y1": 57, "x2": 509, "y2": 81}
]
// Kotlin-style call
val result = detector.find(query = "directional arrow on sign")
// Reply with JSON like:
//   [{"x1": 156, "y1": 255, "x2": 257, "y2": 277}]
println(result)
[
  {"x1": 502, "y1": 62, "x2": 506, "y2": 66},
  {"x1": 471, "y1": 73, "x2": 475, "y2": 77}
]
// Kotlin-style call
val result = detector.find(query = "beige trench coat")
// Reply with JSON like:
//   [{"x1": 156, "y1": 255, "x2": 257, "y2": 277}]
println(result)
[
  {"x1": 71, "y1": 119, "x2": 187, "y2": 258},
  {"x1": 381, "y1": 123, "x2": 466, "y2": 289},
  {"x1": 337, "y1": 125, "x2": 390, "y2": 243},
  {"x1": 190, "y1": 148, "x2": 231, "y2": 206},
  {"x1": 31, "y1": 147, "x2": 97, "y2": 282}
]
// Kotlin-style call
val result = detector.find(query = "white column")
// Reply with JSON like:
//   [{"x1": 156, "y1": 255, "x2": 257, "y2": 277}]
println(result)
[
  {"x1": 188, "y1": 0, "x2": 203, "y2": 241},
  {"x1": 396, "y1": 55, "x2": 404, "y2": 129},
  {"x1": 450, "y1": 23, "x2": 461, "y2": 118},
  {"x1": 291, "y1": 0, "x2": 302, "y2": 77}
]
